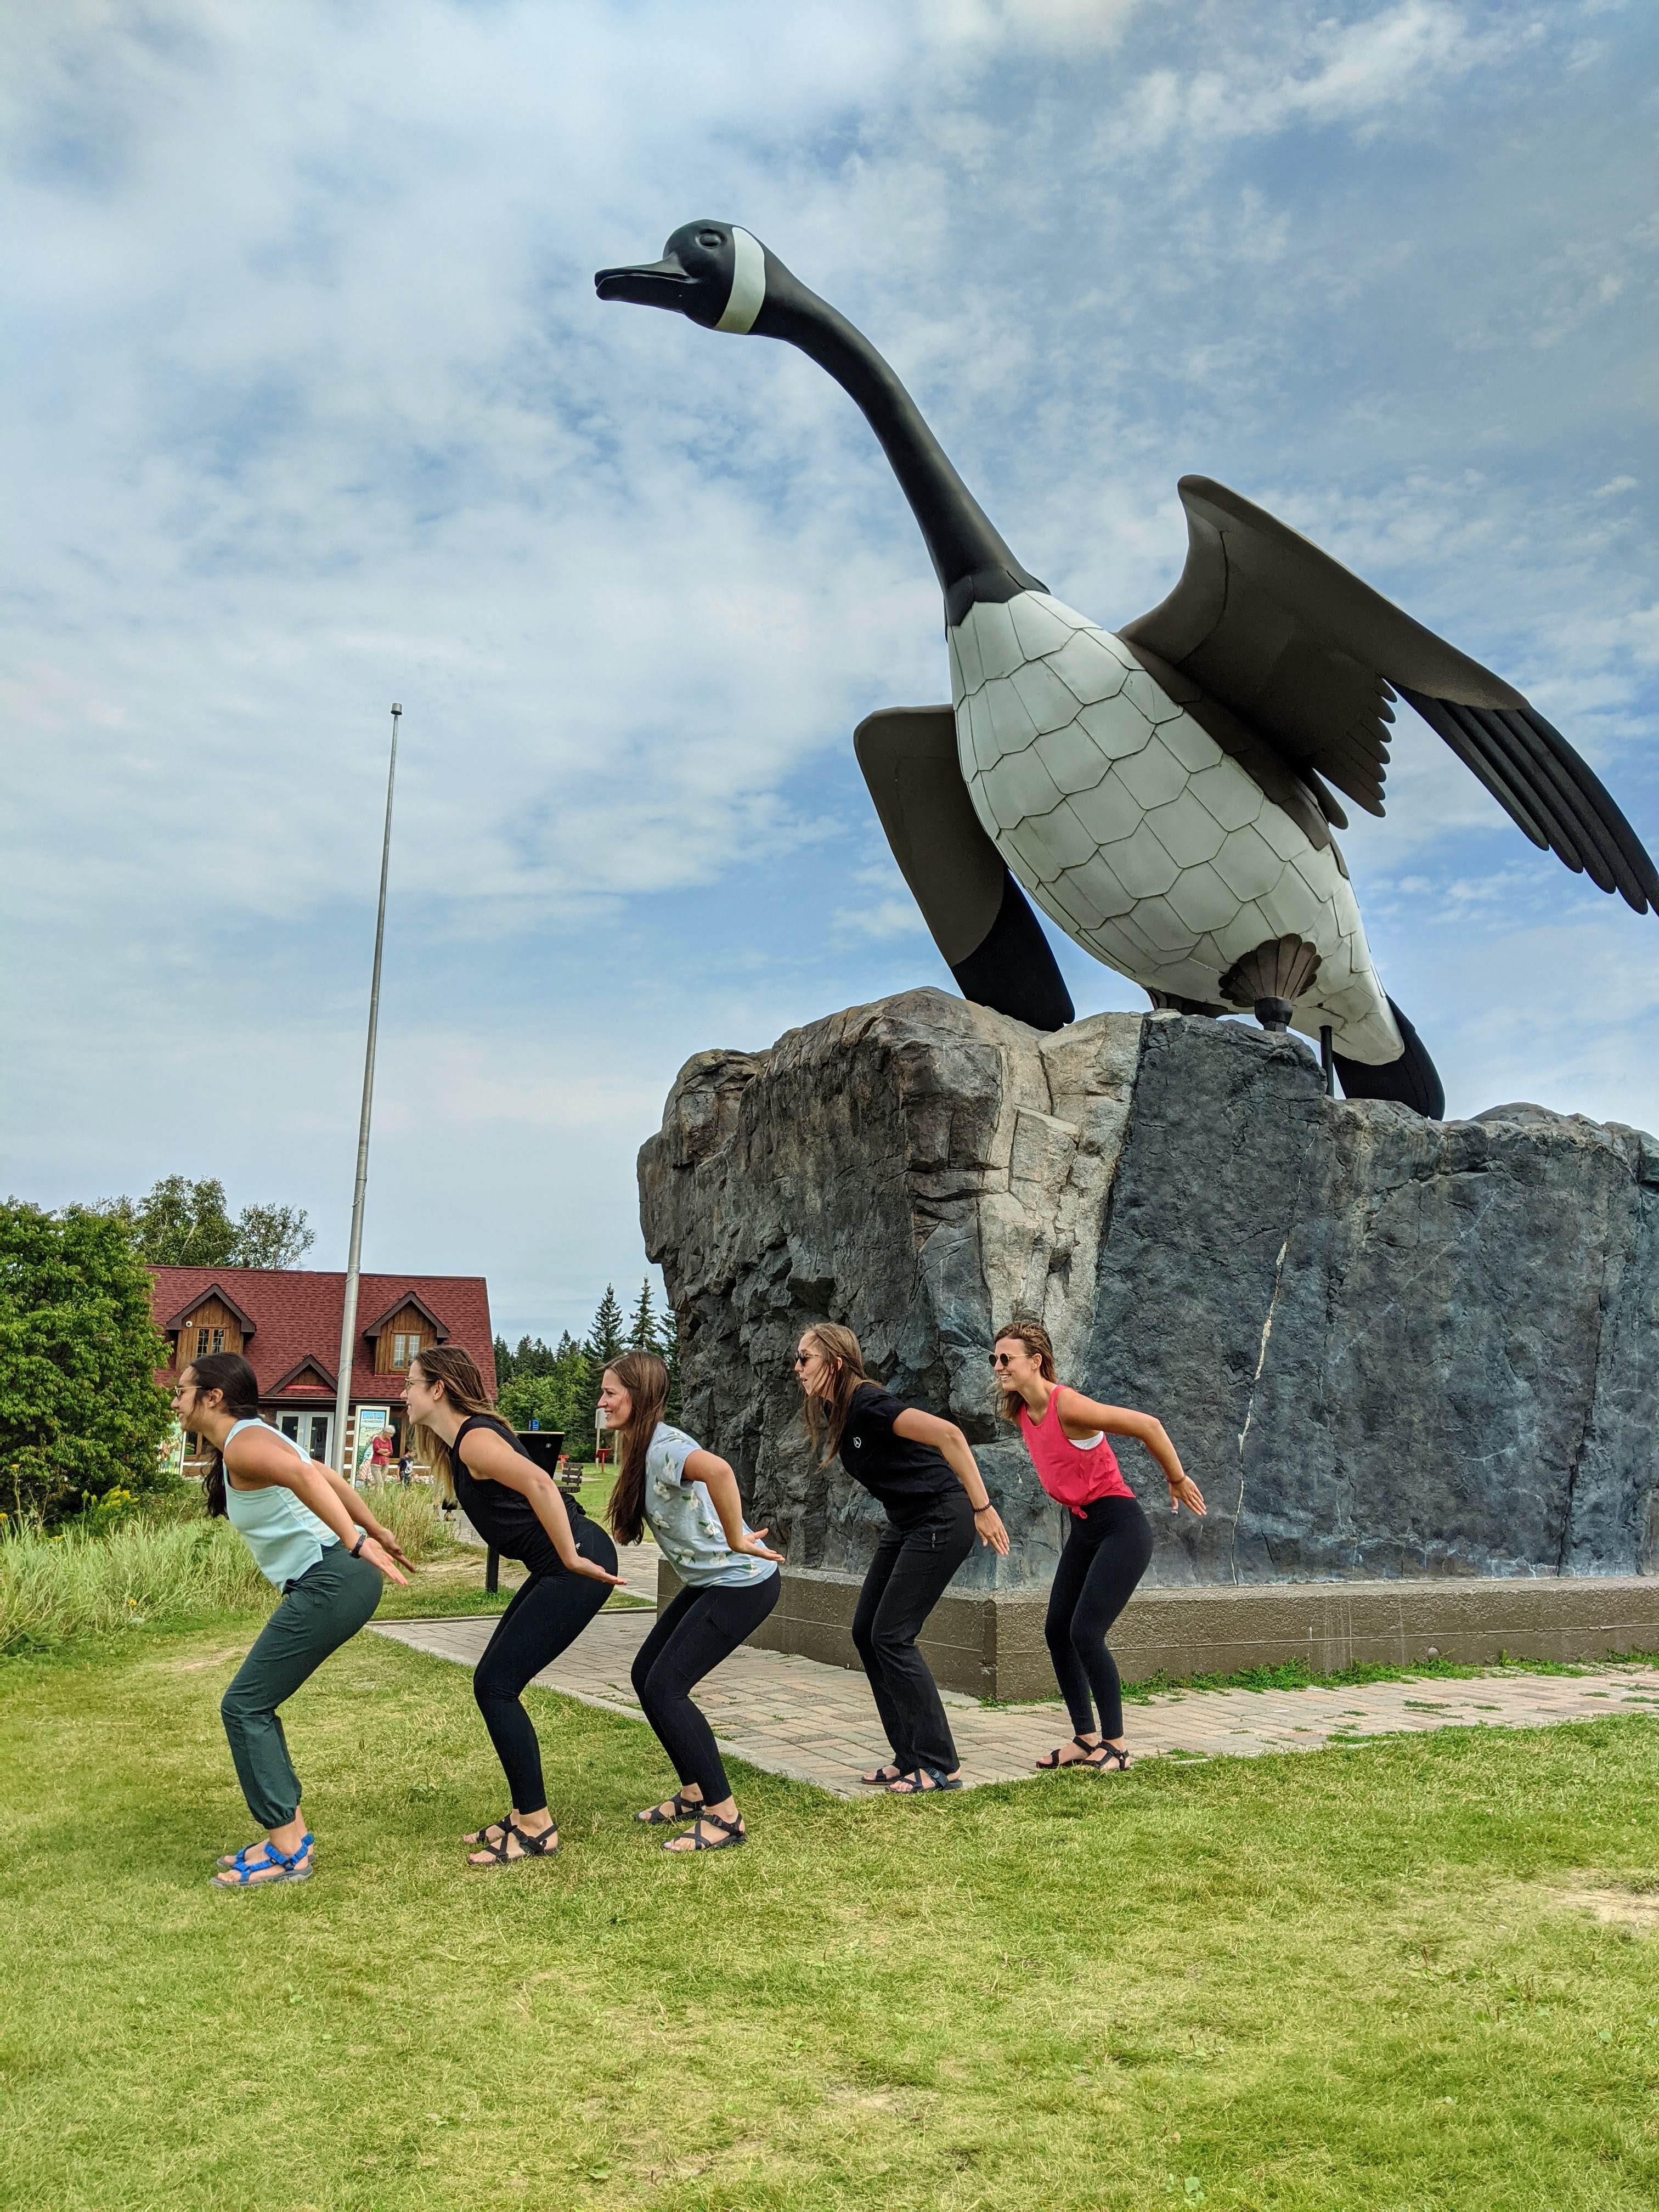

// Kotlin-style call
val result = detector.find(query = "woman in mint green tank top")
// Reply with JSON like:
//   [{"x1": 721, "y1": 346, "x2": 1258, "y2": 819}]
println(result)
[{"x1": 174, "y1": 1353, "x2": 411, "y2": 1887}]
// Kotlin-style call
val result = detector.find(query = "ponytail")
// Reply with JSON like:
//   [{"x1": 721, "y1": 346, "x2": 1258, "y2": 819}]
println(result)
[{"x1": 187, "y1": 1352, "x2": 261, "y2": 1516}]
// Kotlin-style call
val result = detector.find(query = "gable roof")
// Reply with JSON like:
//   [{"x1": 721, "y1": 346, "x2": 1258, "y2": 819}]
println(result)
[
  {"x1": 269, "y1": 1355, "x2": 337, "y2": 1395},
  {"x1": 164, "y1": 1280, "x2": 259, "y2": 1338},
  {"x1": 149, "y1": 1267, "x2": 495, "y2": 1406},
  {"x1": 360, "y1": 1290, "x2": 450, "y2": 1344}
]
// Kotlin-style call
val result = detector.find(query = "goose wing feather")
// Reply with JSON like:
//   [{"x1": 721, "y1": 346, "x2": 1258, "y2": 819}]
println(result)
[{"x1": 1122, "y1": 475, "x2": 1658, "y2": 915}]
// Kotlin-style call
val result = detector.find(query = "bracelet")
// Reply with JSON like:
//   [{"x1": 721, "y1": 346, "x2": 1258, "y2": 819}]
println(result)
[
  {"x1": 972, "y1": 1499, "x2": 994, "y2": 1513},
  {"x1": 351, "y1": 1530, "x2": 368, "y2": 1557}
]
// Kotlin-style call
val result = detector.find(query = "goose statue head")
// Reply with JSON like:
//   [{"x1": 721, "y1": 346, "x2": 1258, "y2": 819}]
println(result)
[
  {"x1": 596, "y1": 224, "x2": 1658, "y2": 1118},
  {"x1": 595, "y1": 221, "x2": 769, "y2": 331}
]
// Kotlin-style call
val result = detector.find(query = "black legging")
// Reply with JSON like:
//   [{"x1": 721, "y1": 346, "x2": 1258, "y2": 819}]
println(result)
[
  {"x1": 472, "y1": 1515, "x2": 618, "y2": 1814},
  {"x1": 1045, "y1": 1493, "x2": 1154, "y2": 1740},
  {"x1": 630, "y1": 1572, "x2": 781, "y2": 1803},
  {"x1": 850, "y1": 1489, "x2": 975, "y2": 1776}
]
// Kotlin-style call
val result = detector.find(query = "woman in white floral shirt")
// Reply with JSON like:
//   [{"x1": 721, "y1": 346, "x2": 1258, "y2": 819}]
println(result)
[{"x1": 600, "y1": 1351, "x2": 782, "y2": 1853}]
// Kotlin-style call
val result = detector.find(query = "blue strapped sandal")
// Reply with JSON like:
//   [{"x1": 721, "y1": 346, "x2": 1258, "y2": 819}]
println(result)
[
  {"x1": 212, "y1": 1833, "x2": 314, "y2": 1886},
  {"x1": 885, "y1": 1766, "x2": 962, "y2": 1795}
]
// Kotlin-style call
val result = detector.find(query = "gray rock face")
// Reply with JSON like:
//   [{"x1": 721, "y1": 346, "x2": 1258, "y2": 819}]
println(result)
[{"x1": 638, "y1": 990, "x2": 1659, "y2": 1589}]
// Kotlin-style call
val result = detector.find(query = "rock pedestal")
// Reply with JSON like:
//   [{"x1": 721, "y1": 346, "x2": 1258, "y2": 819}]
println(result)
[{"x1": 638, "y1": 992, "x2": 1659, "y2": 1655}]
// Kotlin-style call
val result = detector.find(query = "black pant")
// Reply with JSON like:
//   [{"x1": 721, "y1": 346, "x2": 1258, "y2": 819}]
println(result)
[
  {"x1": 472, "y1": 1515, "x2": 618, "y2": 1814},
  {"x1": 630, "y1": 1572, "x2": 781, "y2": 1803},
  {"x1": 1045, "y1": 1493, "x2": 1153, "y2": 1740},
  {"x1": 851, "y1": 1489, "x2": 975, "y2": 1775}
]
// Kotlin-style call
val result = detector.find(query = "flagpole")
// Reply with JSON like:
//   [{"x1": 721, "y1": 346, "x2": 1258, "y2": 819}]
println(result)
[{"x1": 334, "y1": 703, "x2": 400, "y2": 1472}]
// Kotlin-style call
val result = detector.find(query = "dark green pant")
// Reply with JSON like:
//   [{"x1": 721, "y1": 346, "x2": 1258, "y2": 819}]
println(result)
[{"x1": 221, "y1": 1545, "x2": 384, "y2": 1829}]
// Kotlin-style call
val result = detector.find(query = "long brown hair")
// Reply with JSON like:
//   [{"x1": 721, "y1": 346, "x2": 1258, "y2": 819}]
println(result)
[
  {"x1": 185, "y1": 1352, "x2": 262, "y2": 1517},
  {"x1": 798, "y1": 1323, "x2": 871, "y2": 1464},
  {"x1": 605, "y1": 1351, "x2": 670, "y2": 1547},
  {"x1": 408, "y1": 1345, "x2": 495, "y2": 1504},
  {"x1": 992, "y1": 1318, "x2": 1056, "y2": 1423}
]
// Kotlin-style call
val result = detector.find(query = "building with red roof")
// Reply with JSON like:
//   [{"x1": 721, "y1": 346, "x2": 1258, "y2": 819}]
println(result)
[{"x1": 150, "y1": 1267, "x2": 495, "y2": 1472}]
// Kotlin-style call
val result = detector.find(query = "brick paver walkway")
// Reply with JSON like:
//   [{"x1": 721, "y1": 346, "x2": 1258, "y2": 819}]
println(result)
[{"x1": 371, "y1": 1609, "x2": 1659, "y2": 1798}]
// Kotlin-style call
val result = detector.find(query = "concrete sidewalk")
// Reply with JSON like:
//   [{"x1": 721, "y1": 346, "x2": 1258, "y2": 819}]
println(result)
[{"x1": 371, "y1": 1607, "x2": 1659, "y2": 1798}]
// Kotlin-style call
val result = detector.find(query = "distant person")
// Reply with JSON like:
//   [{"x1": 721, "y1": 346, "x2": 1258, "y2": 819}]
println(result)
[
  {"x1": 368, "y1": 1430, "x2": 394, "y2": 1481},
  {"x1": 406, "y1": 1346, "x2": 624, "y2": 1867},
  {"x1": 174, "y1": 1352, "x2": 411, "y2": 1887},
  {"x1": 398, "y1": 1451, "x2": 413, "y2": 1487},
  {"x1": 599, "y1": 1352, "x2": 782, "y2": 1853},
  {"x1": 994, "y1": 1320, "x2": 1204, "y2": 1773},
  {"x1": 793, "y1": 1325, "x2": 1008, "y2": 1794}
]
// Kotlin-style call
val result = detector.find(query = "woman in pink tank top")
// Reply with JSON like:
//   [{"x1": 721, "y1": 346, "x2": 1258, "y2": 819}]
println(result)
[{"x1": 995, "y1": 1319, "x2": 1204, "y2": 1774}]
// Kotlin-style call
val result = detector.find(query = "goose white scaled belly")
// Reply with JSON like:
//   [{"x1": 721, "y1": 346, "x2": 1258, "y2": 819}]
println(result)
[{"x1": 950, "y1": 591, "x2": 1403, "y2": 1064}]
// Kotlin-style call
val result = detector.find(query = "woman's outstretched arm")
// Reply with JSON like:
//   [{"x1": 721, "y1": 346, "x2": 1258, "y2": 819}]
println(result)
[
  {"x1": 314, "y1": 1460, "x2": 413, "y2": 1566},
  {"x1": 682, "y1": 1449, "x2": 785, "y2": 1562},
  {"x1": 890, "y1": 1407, "x2": 1011, "y2": 1555},
  {"x1": 1053, "y1": 1390, "x2": 1205, "y2": 1516}
]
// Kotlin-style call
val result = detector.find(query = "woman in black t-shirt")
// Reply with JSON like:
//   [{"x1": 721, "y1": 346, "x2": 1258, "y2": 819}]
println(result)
[
  {"x1": 407, "y1": 1347, "x2": 623, "y2": 1866},
  {"x1": 795, "y1": 1324, "x2": 1009, "y2": 1793}
]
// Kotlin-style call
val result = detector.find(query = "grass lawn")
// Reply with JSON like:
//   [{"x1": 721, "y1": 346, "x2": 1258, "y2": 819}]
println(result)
[{"x1": 2, "y1": 1614, "x2": 1657, "y2": 2212}]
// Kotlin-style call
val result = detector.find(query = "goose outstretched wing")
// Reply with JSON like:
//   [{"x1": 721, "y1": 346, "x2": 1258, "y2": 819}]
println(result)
[{"x1": 1121, "y1": 475, "x2": 1658, "y2": 913}]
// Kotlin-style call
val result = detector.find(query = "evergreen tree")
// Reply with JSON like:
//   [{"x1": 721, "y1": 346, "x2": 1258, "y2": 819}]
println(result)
[
  {"x1": 585, "y1": 1285, "x2": 625, "y2": 1370},
  {"x1": 627, "y1": 1277, "x2": 662, "y2": 1355},
  {"x1": 493, "y1": 1333, "x2": 514, "y2": 1383}
]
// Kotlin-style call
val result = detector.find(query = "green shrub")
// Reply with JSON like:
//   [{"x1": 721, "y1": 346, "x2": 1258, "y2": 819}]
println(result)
[{"x1": 1, "y1": 1200, "x2": 173, "y2": 1523}]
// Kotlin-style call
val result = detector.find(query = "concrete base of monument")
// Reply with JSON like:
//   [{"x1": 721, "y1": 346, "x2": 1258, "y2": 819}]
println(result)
[{"x1": 657, "y1": 1561, "x2": 1659, "y2": 1702}]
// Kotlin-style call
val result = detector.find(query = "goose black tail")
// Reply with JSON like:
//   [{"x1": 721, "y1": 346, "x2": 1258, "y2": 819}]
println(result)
[
  {"x1": 950, "y1": 871, "x2": 1075, "y2": 1031},
  {"x1": 1331, "y1": 998, "x2": 1444, "y2": 1119}
]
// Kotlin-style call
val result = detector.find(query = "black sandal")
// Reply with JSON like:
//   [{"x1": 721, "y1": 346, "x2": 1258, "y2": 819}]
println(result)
[
  {"x1": 859, "y1": 1763, "x2": 902, "y2": 1786},
  {"x1": 469, "y1": 1819, "x2": 560, "y2": 1866},
  {"x1": 1035, "y1": 1734, "x2": 1101, "y2": 1771},
  {"x1": 1079, "y1": 1743, "x2": 1130, "y2": 1772},
  {"x1": 662, "y1": 1809, "x2": 746, "y2": 1852},
  {"x1": 885, "y1": 1765, "x2": 962, "y2": 1795},
  {"x1": 461, "y1": 1812, "x2": 513, "y2": 1846},
  {"x1": 635, "y1": 1792, "x2": 701, "y2": 1826}
]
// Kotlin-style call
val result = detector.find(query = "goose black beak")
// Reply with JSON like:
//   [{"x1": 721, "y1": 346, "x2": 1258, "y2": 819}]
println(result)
[{"x1": 594, "y1": 253, "x2": 691, "y2": 309}]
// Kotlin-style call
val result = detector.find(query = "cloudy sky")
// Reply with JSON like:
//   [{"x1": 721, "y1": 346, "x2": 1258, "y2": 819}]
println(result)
[{"x1": 4, "y1": 0, "x2": 1656, "y2": 1344}]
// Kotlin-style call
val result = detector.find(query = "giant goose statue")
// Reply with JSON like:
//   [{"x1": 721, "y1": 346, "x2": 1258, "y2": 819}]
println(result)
[{"x1": 596, "y1": 223, "x2": 1658, "y2": 1115}]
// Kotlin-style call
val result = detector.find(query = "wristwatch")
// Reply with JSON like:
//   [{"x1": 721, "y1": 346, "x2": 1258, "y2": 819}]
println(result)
[{"x1": 351, "y1": 1530, "x2": 368, "y2": 1557}]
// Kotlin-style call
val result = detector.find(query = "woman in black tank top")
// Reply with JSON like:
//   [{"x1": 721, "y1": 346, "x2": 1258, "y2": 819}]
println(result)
[{"x1": 407, "y1": 1348, "x2": 623, "y2": 1866}]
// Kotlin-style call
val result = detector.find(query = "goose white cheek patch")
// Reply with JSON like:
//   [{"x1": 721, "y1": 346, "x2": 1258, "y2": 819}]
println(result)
[{"x1": 716, "y1": 227, "x2": 766, "y2": 334}]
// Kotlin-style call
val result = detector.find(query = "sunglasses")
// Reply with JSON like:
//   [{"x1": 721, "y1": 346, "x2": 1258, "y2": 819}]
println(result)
[
  {"x1": 988, "y1": 1350, "x2": 1018, "y2": 1368},
  {"x1": 792, "y1": 1352, "x2": 812, "y2": 1368}
]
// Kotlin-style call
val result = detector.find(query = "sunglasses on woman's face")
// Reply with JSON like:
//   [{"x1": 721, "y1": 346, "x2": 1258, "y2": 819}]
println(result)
[
  {"x1": 988, "y1": 1351, "x2": 1017, "y2": 1368},
  {"x1": 792, "y1": 1352, "x2": 812, "y2": 1368}
]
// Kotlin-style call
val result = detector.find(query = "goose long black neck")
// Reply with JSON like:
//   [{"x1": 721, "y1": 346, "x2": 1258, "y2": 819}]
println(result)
[{"x1": 756, "y1": 275, "x2": 1045, "y2": 624}]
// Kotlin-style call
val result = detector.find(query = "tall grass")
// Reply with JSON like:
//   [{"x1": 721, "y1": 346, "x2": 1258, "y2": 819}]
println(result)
[
  {"x1": 0, "y1": 1517, "x2": 269, "y2": 1651},
  {"x1": 0, "y1": 1481, "x2": 450, "y2": 1654}
]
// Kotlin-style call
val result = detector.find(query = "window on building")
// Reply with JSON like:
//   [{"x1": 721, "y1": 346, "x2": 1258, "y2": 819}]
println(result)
[
  {"x1": 196, "y1": 1327, "x2": 210, "y2": 1356},
  {"x1": 211, "y1": 1328, "x2": 225, "y2": 1353},
  {"x1": 391, "y1": 1331, "x2": 422, "y2": 1370}
]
